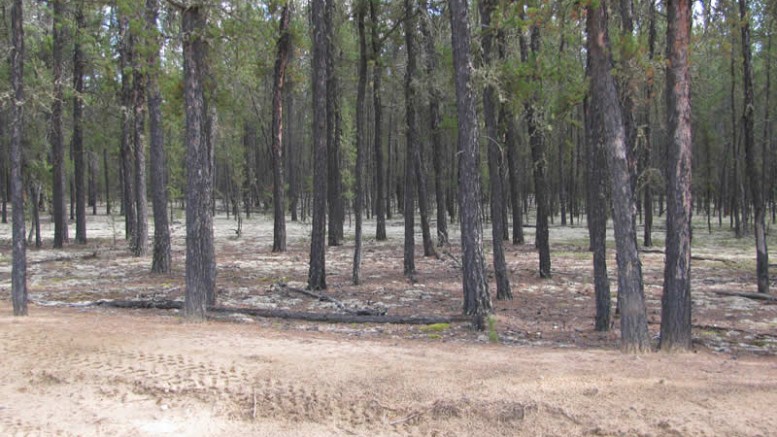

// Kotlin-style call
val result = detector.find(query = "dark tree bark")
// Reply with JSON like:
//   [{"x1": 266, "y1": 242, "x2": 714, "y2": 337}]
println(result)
[
  {"x1": 182, "y1": 5, "x2": 215, "y2": 320},
  {"x1": 132, "y1": 35, "x2": 149, "y2": 257},
  {"x1": 29, "y1": 183, "x2": 42, "y2": 248},
  {"x1": 585, "y1": 93, "x2": 612, "y2": 332},
  {"x1": 739, "y1": 0, "x2": 769, "y2": 294},
  {"x1": 419, "y1": 0, "x2": 448, "y2": 246},
  {"x1": 617, "y1": 0, "x2": 638, "y2": 195},
  {"x1": 72, "y1": 1, "x2": 87, "y2": 244},
  {"x1": 405, "y1": 3, "x2": 435, "y2": 260},
  {"x1": 271, "y1": 3, "x2": 292, "y2": 253},
  {"x1": 89, "y1": 152, "x2": 97, "y2": 215},
  {"x1": 642, "y1": 0, "x2": 657, "y2": 247},
  {"x1": 308, "y1": 0, "x2": 328, "y2": 290},
  {"x1": 370, "y1": 0, "x2": 387, "y2": 241},
  {"x1": 480, "y1": 0, "x2": 511, "y2": 300},
  {"x1": 10, "y1": 0, "x2": 27, "y2": 316},
  {"x1": 587, "y1": 0, "x2": 650, "y2": 352},
  {"x1": 503, "y1": 108, "x2": 525, "y2": 245},
  {"x1": 449, "y1": 0, "x2": 492, "y2": 330},
  {"x1": 353, "y1": 0, "x2": 368, "y2": 285},
  {"x1": 326, "y1": 0, "x2": 343, "y2": 247},
  {"x1": 119, "y1": 13, "x2": 137, "y2": 242},
  {"x1": 146, "y1": 0, "x2": 171, "y2": 273},
  {"x1": 403, "y1": 0, "x2": 417, "y2": 277},
  {"x1": 51, "y1": 0, "x2": 68, "y2": 248},
  {"x1": 519, "y1": 18, "x2": 551, "y2": 277},
  {"x1": 660, "y1": 0, "x2": 694, "y2": 351}
]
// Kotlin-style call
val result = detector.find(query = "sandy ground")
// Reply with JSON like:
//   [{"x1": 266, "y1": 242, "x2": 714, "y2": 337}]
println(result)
[
  {"x1": 1, "y1": 307, "x2": 776, "y2": 437},
  {"x1": 1, "y1": 210, "x2": 776, "y2": 435}
]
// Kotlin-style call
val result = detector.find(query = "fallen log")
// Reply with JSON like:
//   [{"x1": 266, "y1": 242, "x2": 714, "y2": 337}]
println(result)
[
  {"x1": 712, "y1": 291, "x2": 777, "y2": 302},
  {"x1": 91, "y1": 299, "x2": 462, "y2": 325},
  {"x1": 276, "y1": 283, "x2": 385, "y2": 316}
]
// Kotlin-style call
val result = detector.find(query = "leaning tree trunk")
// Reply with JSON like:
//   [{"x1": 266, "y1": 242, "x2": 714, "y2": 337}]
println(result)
[
  {"x1": 73, "y1": 1, "x2": 87, "y2": 244},
  {"x1": 660, "y1": 0, "x2": 694, "y2": 351},
  {"x1": 585, "y1": 93, "x2": 612, "y2": 332},
  {"x1": 271, "y1": 4, "x2": 291, "y2": 253},
  {"x1": 146, "y1": 0, "x2": 171, "y2": 273},
  {"x1": 353, "y1": 0, "x2": 368, "y2": 285},
  {"x1": 449, "y1": 0, "x2": 492, "y2": 330},
  {"x1": 370, "y1": 0, "x2": 387, "y2": 241},
  {"x1": 52, "y1": 0, "x2": 68, "y2": 248},
  {"x1": 587, "y1": 0, "x2": 650, "y2": 352},
  {"x1": 182, "y1": 5, "x2": 215, "y2": 320},
  {"x1": 308, "y1": 0, "x2": 328, "y2": 290},
  {"x1": 480, "y1": 0, "x2": 511, "y2": 300},
  {"x1": 739, "y1": 0, "x2": 769, "y2": 294},
  {"x1": 10, "y1": 0, "x2": 27, "y2": 316}
]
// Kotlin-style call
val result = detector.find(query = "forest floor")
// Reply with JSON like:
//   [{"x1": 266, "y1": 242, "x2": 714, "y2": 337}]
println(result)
[{"x1": 1, "y1": 210, "x2": 776, "y2": 436}]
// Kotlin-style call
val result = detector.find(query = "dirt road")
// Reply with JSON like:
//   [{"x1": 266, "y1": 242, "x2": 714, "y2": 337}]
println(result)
[{"x1": 1, "y1": 306, "x2": 775, "y2": 436}]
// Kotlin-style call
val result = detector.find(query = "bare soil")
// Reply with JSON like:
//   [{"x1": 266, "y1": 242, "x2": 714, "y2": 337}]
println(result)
[{"x1": 1, "y1": 211, "x2": 776, "y2": 436}]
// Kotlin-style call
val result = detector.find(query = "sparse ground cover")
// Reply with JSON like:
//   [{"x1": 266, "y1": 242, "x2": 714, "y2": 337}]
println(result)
[{"x1": 1, "y1": 211, "x2": 776, "y2": 436}]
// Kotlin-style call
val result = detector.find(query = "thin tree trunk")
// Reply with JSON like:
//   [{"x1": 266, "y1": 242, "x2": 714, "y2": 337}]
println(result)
[
  {"x1": 661, "y1": 0, "x2": 694, "y2": 351},
  {"x1": 326, "y1": 0, "x2": 343, "y2": 247},
  {"x1": 739, "y1": 0, "x2": 769, "y2": 294},
  {"x1": 308, "y1": 0, "x2": 328, "y2": 290},
  {"x1": 286, "y1": 79, "x2": 298, "y2": 222},
  {"x1": 271, "y1": 4, "x2": 291, "y2": 253},
  {"x1": 480, "y1": 0, "x2": 511, "y2": 299},
  {"x1": 419, "y1": 0, "x2": 448, "y2": 247},
  {"x1": 51, "y1": 0, "x2": 68, "y2": 248},
  {"x1": 403, "y1": 0, "x2": 417, "y2": 277},
  {"x1": 132, "y1": 40, "x2": 149, "y2": 257},
  {"x1": 11, "y1": 0, "x2": 27, "y2": 316},
  {"x1": 353, "y1": 0, "x2": 368, "y2": 285},
  {"x1": 182, "y1": 4, "x2": 215, "y2": 320},
  {"x1": 520, "y1": 19, "x2": 551, "y2": 278},
  {"x1": 104, "y1": 148, "x2": 111, "y2": 215},
  {"x1": 642, "y1": 0, "x2": 657, "y2": 247},
  {"x1": 587, "y1": 0, "x2": 650, "y2": 352},
  {"x1": 72, "y1": 1, "x2": 87, "y2": 244},
  {"x1": 370, "y1": 0, "x2": 387, "y2": 240},
  {"x1": 449, "y1": 0, "x2": 492, "y2": 330},
  {"x1": 119, "y1": 13, "x2": 137, "y2": 242},
  {"x1": 147, "y1": 0, "x2": 171, "y2": 273}
]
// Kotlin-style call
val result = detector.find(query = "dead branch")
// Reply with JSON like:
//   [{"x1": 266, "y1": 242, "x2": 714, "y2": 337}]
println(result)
[
  {"x1": 275, "y1": 283, "x2": 385, "y2": 316},
  {"x1": 712, "y1": 291, "x2": 777, "y2": 302}
]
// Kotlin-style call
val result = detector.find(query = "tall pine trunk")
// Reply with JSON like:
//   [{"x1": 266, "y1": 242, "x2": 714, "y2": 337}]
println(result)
[
  {"x1": 52, "y1": 0, "x2": 68, "y2": 248},
  {"x1": 520, "y1": 21, "x2": 551, "y2": 278},
  {"x1": 370, "y1": 0, "x2": 387, "y2": 241},
  {"x1": 587, "y1": 0, "x2": 650, "y2": 352},
  {"x1": 739, "y1": 0, "x2": 769, "y2": 294},
  {"x1": 420, "y1": 1, "x2": 448, "y2": 246},
  {"x1": 271, "y1": 4, "x2": 291, "y2": 253},
  {"x1": 308, "y1": 0, "x2": 328, "y2": 290},
  {"x1": 132, "y1": 44, "x2": 149, "y2": 257},
  {"x1": 326, "y1": 0, "x2": 343, "y2": 247},
  {"x1": 146, "y1": 0, "x2": 171, "y2": 273},
  {"x1": 480, "y1": 0, "x2": 511, "y2": 299},
  {"x1": 353, "y1": 0, "x2": 368, "y2": 285},
  {"x1": 73, "y1": 2, "x2": 87, "y2": 244},
  {"x1": 182, "y1": 5, "x2": 215, "y2": 320},
  {"x1": 119, "y1": 14, "x2": 137, "y2": 243},
  {"x1": 449, "y1": 0, "x2": 492, "y2": 330},
  {"x1": 661, "y1": 0, "x2": 694, "y2": 351},
  {"x1": 10, "y1": 0, "x2": 27, "y2": 316},
  {"x1": 403, "y1": 0, "x2": 417, "y2": 277}
]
